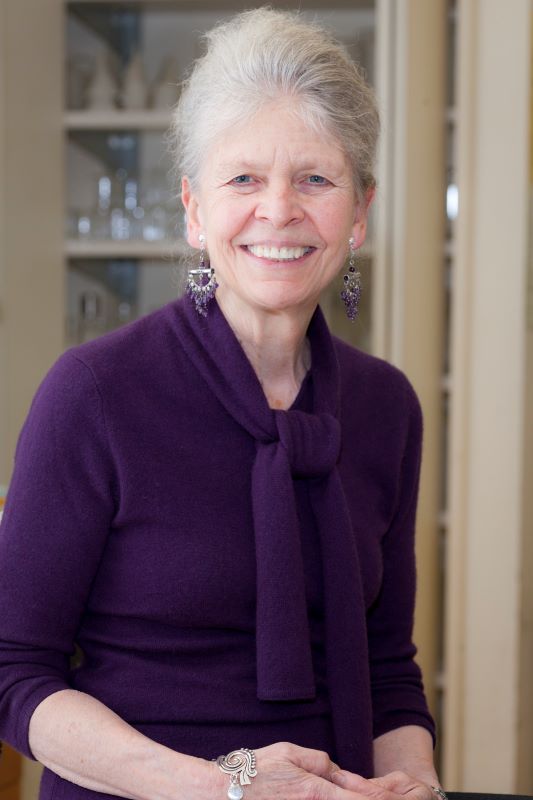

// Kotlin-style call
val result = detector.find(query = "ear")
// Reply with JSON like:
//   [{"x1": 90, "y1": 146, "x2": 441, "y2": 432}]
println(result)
[
  {"x1": 181, "y1": 175, "x2": 203, "y2": 249},
  {"x1": 350, "y1": 185, "x2": 376, "y2": 249}
]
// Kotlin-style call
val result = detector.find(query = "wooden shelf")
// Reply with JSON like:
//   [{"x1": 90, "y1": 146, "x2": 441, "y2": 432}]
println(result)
[
  {"x1": 65, "y1": 110, "x2": 173, "y2": 131},
  {"x1": 65, "y1": 239, "x2": 188, "y2": 259}
]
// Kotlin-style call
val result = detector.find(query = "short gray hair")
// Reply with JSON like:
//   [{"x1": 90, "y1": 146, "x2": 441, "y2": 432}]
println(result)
[{"x1": 170, "y1": 6, "x2": 380, "y2": 203}]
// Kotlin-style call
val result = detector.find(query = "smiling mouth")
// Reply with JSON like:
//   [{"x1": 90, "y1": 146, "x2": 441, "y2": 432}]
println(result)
[{"x1": 244, "y1": 244, "x2": 315, "y2": 261}]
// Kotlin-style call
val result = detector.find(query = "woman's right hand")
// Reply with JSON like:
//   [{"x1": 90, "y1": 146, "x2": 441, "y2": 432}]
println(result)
[{"x1": 209, "y1": 741, "x2": 362, "y2": 799}]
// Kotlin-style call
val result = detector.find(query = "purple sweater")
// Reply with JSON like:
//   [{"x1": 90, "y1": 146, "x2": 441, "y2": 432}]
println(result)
[{"x1": 0, "y1": 297, "x2": 434, "y2": 799}]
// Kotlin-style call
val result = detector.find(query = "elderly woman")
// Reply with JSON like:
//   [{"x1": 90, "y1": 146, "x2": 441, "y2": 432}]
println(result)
[{"x1": 0, "y1": 8, "x2": 442, "y2": 800}]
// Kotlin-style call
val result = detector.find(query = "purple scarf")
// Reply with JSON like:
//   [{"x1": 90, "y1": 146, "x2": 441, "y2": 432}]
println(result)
[{"x1": 175, "y1": 297, "x2": 373, "y2": 772}]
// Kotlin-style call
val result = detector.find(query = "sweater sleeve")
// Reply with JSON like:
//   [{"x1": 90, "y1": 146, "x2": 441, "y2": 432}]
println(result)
[
  {"x1": 367, "y1": 379, "x2": 436, "y2": 744},
  {"x1": 0, "y1": 351, "x2": 116, "y2": 758}
]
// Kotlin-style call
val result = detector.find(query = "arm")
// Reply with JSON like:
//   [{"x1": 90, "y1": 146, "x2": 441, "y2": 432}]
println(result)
[
  {"x1": 373, "y1": 725, "x2": 439, "y2": 785},
  {"x1": 29, "y1": 689, "x2": 371, "y2": 800},
  {"x1": 331, "y1": 381, "x2": 442, "y2": 799},
  {"x1": 0, "y1": 353, "x2": 116, "y2": 755},
  {"x1": 366, "y1": 382, "x2": 436, "y2": 751},
  {"x1": 28, "y1": 689, "x2": 218, "y2": 800},
  {"x1": 332, "y1": 726, "x2": 440, "y2": 799}
]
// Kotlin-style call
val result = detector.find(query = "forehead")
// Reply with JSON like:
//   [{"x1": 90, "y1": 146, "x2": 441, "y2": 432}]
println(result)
[{"x1": 205, "y1": 101, "x2": 350, "y2": 174}]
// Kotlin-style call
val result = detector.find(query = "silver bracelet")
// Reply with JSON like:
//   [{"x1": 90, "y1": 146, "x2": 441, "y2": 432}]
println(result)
[
  {"x1": 431, "y1": 786, "x2": 448, "y2": 800},
  {"x1": 216, "y1": 748, "x2": 257, "y2": 800}
]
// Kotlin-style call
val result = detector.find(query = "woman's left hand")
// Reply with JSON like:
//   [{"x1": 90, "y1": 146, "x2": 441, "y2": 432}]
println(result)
[{"x1": 331, "y1": 769, "x2": 438, "y2": 800}]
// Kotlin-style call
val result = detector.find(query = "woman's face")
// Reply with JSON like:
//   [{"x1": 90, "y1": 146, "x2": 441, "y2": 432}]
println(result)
[{"x1": 182, "y1": 99, "x2": 372, "y2": 317}]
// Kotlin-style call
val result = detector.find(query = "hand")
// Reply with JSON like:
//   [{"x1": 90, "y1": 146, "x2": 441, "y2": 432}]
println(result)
[
  {"x1": 210, "y1": 741, "x2": 371, "y2": 799},
  {"x1": 331, "y1": 769, "x2": 437, "y2": 800}
]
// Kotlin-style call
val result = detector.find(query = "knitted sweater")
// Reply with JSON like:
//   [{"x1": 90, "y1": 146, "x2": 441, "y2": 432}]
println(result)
[{"x1": 0, "y1": 297, "x2": 434, "y2": 799}]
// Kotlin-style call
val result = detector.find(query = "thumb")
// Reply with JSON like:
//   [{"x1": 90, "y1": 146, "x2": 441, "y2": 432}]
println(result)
[
  {"x1": 370, "y1": 772, "x2": 419, "y2": 794},
  {"x1": 284, "y1": 744, "x2": 340, "y2": 781}
]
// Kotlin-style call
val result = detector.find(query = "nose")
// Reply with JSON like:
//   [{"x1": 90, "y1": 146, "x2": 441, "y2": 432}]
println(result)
[{"x1": 254, "y1": 180, "x2": 304, "y2": 229}]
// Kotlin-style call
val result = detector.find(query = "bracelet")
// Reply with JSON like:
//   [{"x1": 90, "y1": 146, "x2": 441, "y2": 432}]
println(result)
[
  {"x1": 431, "y1": 786, "x2": 448, "y2": 800},
  {"x1": 216, "y1": 748, "x2": 257, "y2": 800}
]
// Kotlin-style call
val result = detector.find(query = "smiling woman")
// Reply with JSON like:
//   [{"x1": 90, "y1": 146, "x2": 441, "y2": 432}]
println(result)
[
  {"x1": 181, "y1": 99, "x2": 369, "y2": 334},
  {"x1": 0, "y1": 7, "x2": 442, "y2": 800}
]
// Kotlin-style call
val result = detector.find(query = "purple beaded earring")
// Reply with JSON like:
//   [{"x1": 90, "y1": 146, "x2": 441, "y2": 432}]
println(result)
[
  {"x1": 186, "y1": 233, "x2": 218, "y2": 317},
  {"x1": 340, "y1": 236, "x2": 362, "y2": 321}
]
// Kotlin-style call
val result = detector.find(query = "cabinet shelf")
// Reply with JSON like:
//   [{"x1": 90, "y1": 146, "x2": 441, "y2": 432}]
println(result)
[
  {"x1": 64, "y1": 110, "x2": 173, "y2": 131},
  {"x1": 65, "y1": 239, "x2": 188, "y2": 259}
]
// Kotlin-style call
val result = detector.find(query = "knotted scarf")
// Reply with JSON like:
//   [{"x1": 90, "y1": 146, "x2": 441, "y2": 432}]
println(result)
[{"x1": 175, "y1": 297, "x2": 373, "y2": 773}]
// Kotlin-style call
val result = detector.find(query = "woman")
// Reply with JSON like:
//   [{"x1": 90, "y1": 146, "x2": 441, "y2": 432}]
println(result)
[{"x1": 0, "y1": 8, "x2": 443, "y2": 800}]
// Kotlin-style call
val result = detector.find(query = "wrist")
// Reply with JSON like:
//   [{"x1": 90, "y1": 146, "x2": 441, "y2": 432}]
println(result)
[
  {"x1": 410, "y1": 762, "x2": 440, "y2": 786},
  {"x1": 202, "y1": 758, "x2": 227, "y2": 799},
  {"x1": 404, "y1": 766, "x2": 440, "y2": 789},
  {"x1": 413, "y1": 771, "x2": 442, "y2": 796},
  {"x1": 158, "y1": 753, "x2": 225, "y2": 800}
]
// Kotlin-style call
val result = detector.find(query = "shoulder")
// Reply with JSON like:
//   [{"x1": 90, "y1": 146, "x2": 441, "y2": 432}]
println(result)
[
  {"x1": 45, "y1": 299, "x2": 190, "y2": 409},
  {"x1": 28, "y1": 300, "x2": 184, "y2": 424},
  {"x1": 331, "y1": 335, "x2": 423, "y2": 457},
  {"x1": 66, "y1": 300, "x2": 180, "y2": 377},
  {"x1": 332, "y1": 335, "x2": 420, "y2": 415}
]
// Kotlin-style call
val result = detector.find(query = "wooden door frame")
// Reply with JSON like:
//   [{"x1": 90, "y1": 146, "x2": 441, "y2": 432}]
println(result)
[
  {"x1": 0, "y1": 0, "x2": 65, "y2": 486},
  {"x1": 375, "y1": 0, "x2": 447, "y2": 718},
  {"x1": 442, "y1": 0, "x2": 532, "y2": 791}
]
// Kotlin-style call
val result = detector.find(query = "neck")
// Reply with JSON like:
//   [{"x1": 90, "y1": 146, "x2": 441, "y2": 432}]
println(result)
[{"x1": 215, "y1": 289, "x2": 314, "y2": 410}]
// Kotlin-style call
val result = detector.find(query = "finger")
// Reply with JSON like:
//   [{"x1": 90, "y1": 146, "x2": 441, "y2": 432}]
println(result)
[
  {"x1": 370, "y1": 773, "x2": 420, "y2": 794},
  {"x1": 331, "y1": 771, "x2": 386, "y2": 797},
  {"x1": 278, "y1": 742, "x2": 340, "y2": 780},
  {"x1": 332, "y1": 768, "x2": 432, "y2": 796},
  {"x1": 370, "y1": 773, "x2": 434, "y2": 800},
  {"x1": 330, "y1": 770, "x2": 429, "y2": 800},
  {"x1": 317, "y1": 774, "x2": 389, "y2": 800}
]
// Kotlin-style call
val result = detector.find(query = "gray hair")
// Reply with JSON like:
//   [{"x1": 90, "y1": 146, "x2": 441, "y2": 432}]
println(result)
[{"x1": 170, "y1": 6, "x2": 380, "y2": 203}]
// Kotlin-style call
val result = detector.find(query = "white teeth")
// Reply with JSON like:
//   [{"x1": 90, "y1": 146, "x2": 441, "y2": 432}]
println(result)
[{"x1": 247, "y1": 244, "x2": 311, "y2": 260}]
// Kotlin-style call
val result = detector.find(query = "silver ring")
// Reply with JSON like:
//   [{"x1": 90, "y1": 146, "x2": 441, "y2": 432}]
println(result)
[{"x1": 431, "y1": 786, "x2": 448, "y2": 800}]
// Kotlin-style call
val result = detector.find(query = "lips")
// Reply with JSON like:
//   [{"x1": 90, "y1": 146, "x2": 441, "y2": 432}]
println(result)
[{"x1": 245, "y1": 244, "x2": 315, "y2": 261}]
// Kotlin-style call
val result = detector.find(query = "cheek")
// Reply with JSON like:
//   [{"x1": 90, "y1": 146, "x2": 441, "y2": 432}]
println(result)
[
  {"x1": 316, "y1": 200, "x2": 355, "y2": 242},
  {"x1": 207, "y1": 198, "x2": 254, "y2": 245}
]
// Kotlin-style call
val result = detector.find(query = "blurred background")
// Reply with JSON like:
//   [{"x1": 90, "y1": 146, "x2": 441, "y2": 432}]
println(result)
[{"x1": 0, "y1": 0, "x2": 531, "y2": 796}]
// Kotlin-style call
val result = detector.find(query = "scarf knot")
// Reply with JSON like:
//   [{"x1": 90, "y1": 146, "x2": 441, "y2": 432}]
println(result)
[{"x1": 275, "y1": 410, "x2": 341, "y2": 478}]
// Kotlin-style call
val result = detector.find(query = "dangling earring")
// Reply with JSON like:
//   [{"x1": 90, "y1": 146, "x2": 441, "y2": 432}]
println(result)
[
  {"x1": 186, "y1": 233, "x2": 218, "y2": 317},
  {"x1": 340, "y1": 236, "x2": 361, "y2": 321}
]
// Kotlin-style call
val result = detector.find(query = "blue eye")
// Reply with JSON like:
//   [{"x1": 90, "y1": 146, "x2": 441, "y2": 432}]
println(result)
[
  {"x1": 308, "y1": 175, "x2": 328, "y2": 184},
  {"x1": 232, "y1": 175, "x2": 253, "y2": 184}
]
